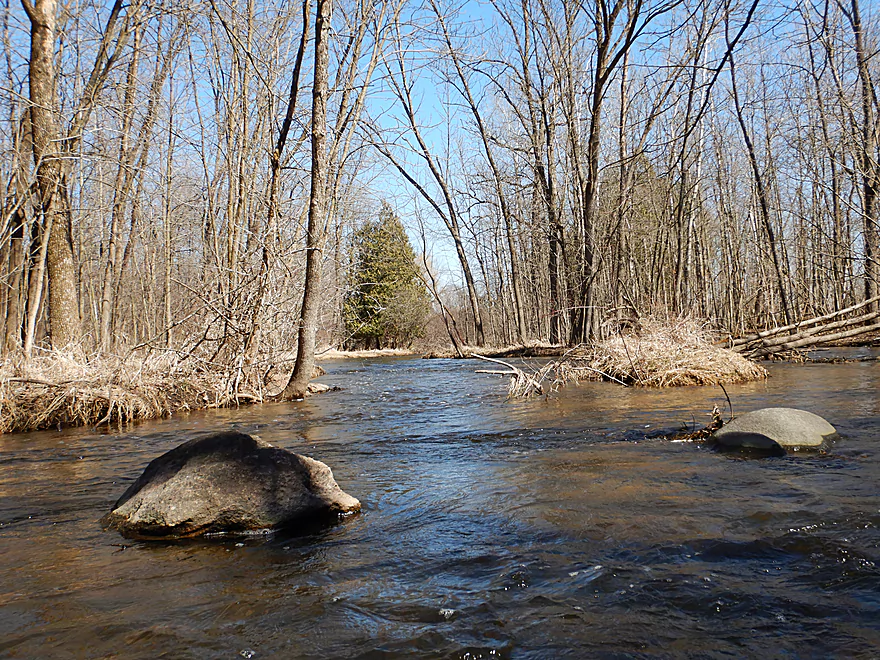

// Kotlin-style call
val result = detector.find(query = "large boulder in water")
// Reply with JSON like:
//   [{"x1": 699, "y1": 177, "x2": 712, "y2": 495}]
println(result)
[
  {"x1": 103, "y1": 432, "x2": 360, "y2": 539},
  {"x1": 712, "y1": 407, "x2": 837, "y2": 452}
]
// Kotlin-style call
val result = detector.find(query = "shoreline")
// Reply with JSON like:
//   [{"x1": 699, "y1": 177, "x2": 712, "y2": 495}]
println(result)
[
  {"x1": 315, "y1": 348, "x2": 420, "y2": 360},
  {"x1": 3, "y1": 340, "x2": 878, "y2": 435},
  {"x1": 0, "y1": 352, "x2": 339, "y2": 436}
]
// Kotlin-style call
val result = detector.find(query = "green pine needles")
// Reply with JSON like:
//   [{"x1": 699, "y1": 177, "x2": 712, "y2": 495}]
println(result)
[{"x1": 343, "y1": 203, "x2": 431, "y2": 349}]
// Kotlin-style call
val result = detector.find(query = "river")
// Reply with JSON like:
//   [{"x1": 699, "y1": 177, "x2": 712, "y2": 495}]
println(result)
[{"x1": 1, "y1": 352, "x2": 879, "y2": 658}]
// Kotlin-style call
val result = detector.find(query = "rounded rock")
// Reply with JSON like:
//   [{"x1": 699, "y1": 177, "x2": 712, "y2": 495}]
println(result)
[
  {"x1": 102, "y1": 432, "x2": 360, "y2": 539},
  {"x1": 712, "y1": 407, "x2": 837, "y2": 451}
]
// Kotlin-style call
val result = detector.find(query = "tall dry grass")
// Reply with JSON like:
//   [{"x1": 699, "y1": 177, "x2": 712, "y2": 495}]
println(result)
[
  {"x1": 0, "y1": 349, "x2": 320, "y2": 434},
  {"x1": 507, "y1": 318, "x2": 768, "y2": 396},
  {"x1": 586, "y1": 318, "x2": 769, "y2": 387}
]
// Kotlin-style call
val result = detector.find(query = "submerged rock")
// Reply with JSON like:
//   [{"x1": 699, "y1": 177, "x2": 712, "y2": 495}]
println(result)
[
  {"x1": 103, "y1": 432, "x2": 360, "y2": 539},
  {"x1": 709, "y1": 431, "x2": 787, "y2": 457},
  {"x1": 712, "y1": 407, "x2": 837, "y2": 453}
]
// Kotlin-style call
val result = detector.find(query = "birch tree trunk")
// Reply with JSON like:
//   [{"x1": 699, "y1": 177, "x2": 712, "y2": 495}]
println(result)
[{"x1": 23, "y1": 0, "x2": 81, "y2": 350}]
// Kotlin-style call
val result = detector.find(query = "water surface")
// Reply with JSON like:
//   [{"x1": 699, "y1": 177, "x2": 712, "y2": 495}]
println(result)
[{"x1": 1, "y1": 352, "x2": 879, "y2": 658}]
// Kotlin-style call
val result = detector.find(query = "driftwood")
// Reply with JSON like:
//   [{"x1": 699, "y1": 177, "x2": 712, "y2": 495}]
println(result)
[
  {"x1": 662, "y1": 406, "x2": 725, "y2": 443},
  {"x1": 473, "y1": 354, "x2": 545, "y2": 397},
  {"x1": 807, "y1": 355, "x2": 880, "y2": 363},
  {"x1": 732, "y1": 298, "x2": 880, "y2": 358},
  {"x1": 747, "y1": 312, "x2": 880, "y2": 357},
  {"x1": 748, "y1": 320, "x2": 880, "y2": 357}
]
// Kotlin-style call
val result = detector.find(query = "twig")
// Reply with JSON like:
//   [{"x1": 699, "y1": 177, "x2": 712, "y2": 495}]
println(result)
[
  {"x1": 620, "y1": 335, "x2": 643, "y2": 382},
  {"x1": 718, "y1": 383, "x2": 733, "y2": 422},
  {"x1": 565, "y1": 364, "x2": 631, "y2": 386}
]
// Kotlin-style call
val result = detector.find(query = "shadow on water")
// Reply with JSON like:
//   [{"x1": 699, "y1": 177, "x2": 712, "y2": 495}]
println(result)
[{"x1": 1, "y1": 352, "x2": 880, "y2": 657}]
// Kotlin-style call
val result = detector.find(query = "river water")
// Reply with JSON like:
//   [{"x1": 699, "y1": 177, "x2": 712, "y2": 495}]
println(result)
[{"x1": 1, "y1": 352, "x2": 879, "y2": 658}]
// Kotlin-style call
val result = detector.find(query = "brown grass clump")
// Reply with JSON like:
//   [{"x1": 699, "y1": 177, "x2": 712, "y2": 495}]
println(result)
[
  {"x1": 584, "y1": 318, "x2": 769, "y2": 387},
  {"x1": 502, "y1": 318, "x2": 768, "y2": 397},
  {"x1": 0, "y1": 350, "x2": 327, "y2": 434}
]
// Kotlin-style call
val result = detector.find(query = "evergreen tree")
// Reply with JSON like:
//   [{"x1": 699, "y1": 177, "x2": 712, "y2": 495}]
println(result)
[{"x1": 344, "y1": 203, "x2": 431, "y2": 348}]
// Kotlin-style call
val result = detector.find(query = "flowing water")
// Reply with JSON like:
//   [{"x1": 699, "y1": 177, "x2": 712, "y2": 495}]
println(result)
[{"x1": 2, "y1": 352, "x2": 880, "y2": 658}]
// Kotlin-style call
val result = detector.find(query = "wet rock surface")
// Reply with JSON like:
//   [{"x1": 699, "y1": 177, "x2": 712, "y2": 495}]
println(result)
[
  {"x1": 103, "y1": 432, "x2": 360, "y2": 539},
  {"x1": 712, "y1": 407, "x2": 838, "y2": 452}
]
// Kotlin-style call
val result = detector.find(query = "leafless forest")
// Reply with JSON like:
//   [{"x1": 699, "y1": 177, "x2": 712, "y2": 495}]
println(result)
[{"x1": 3, "y1": 0, "x2": 879, "y2": 371}]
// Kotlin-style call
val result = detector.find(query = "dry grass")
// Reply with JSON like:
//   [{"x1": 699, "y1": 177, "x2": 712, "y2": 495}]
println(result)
[
  {"x1": 507, "y1": 318, "x2": 768, "y2": 397},
  {"x1": 0, "y1": 350, "x2": 328, "y2": 434},
  {"x1": 586, "y1": 318, "x2": 769, "y2": 387}
]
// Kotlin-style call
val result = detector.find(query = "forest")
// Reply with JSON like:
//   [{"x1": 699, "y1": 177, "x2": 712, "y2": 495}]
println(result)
[{"x1": 1, "y1": 0, "x2": 879, "y2": 405}]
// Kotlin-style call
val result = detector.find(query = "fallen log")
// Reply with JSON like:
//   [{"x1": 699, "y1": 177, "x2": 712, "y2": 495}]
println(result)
[
  {"x1": 807, "y1": 355, "x2": 880, "y2": 363},
  {"x1": 741, "y1": 310, "x2": 880, "y2": 356},
  {"x1": 730, "y1": 294, "x2": 880, "y2": 348},
  {"x1": 747, "y1": 320, "x2": 880, "y2": 358}
]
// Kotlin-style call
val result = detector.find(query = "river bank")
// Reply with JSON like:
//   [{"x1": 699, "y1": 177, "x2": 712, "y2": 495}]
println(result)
[
  {"x1": 0, "y1": 347, "x2": 437, "y2": 434},
  {"x1": 0, "y1": 332, "x2": 868, "y2": 434},
  {"x1": 0, "y1": 352, "x2": 322, "y2": 434}
]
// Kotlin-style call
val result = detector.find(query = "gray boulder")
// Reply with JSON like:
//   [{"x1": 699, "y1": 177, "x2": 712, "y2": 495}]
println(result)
[
  {"x1": 712, "y1": 407, "x2": 837, "y2": 452},
  {"x1": 103, "y1": 432, "x2": 360, "y2": 539}
]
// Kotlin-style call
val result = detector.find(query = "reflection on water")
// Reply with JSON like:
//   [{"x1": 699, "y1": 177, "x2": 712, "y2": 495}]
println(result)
[{"x1": 2, "y1": 351, "x2": 880, "y2": 658}]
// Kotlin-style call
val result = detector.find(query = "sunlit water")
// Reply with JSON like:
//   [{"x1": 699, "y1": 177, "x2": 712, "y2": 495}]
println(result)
[{"x1": 2, "y1": 351, "x2": 879, "y2": 658}]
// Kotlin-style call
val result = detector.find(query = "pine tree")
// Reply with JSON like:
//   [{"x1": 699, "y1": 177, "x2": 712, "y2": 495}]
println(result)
[{"x1": 344, "y1": 203, "x2": 431, "y2": 348}]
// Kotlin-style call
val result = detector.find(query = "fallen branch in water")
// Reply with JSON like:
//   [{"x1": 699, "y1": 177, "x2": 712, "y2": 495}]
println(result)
[
  {"x1": 745, "y1": 318, "x2": 880, "y2": 358},
  {"x1": 729, "y1": 295, "x2": 880, "y2": 348},
  {"x1": 805, "y1": 355, "x2": 880, "y2": 363},
  {"x1": 730, "y1": 299, "x2": 880, "y2": 358},
  {"x1": 473, "y1": 354, "x2": 544, "y2": 397},
  {"x1": 660, "y1": 406, "x2": 724, "y2": 443}
]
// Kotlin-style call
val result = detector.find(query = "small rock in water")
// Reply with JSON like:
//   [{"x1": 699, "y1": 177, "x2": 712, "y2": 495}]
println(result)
[{"x1": 439, "y1": 608, "x2": 455, "y2": 620}]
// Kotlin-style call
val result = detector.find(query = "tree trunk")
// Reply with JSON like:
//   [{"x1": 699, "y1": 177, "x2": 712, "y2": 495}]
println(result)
[
  {"x1": 282, "y1": 0, "x2": 332, "y2": 399},
  {"x1": 728, "y1": 41, "x2": 792, "y2": 326},
  {"x1": 570, "y1": 65, "x2": 603, "y2": 345},
  {"x1": 845, "y1": 0, "x2": 879, "y2": 308},
  {"x1": 3, "y1": 116, "x2": 30, "y2": 352},
  {"x1": 24, "y1": 0, "x2": 81, "y2": 350},
  {"x1": 4, "y1": 210, "x2": 25, "y2": 352},
  {"x1": 431, "y1": 2, "x2": 527, "y2": 343},
  {"x1": 99, "y1": 26, "x2": 141, "y2": 353},
  {"x1": 245, "y1": 0, "x2": 311, "y2": 361}
]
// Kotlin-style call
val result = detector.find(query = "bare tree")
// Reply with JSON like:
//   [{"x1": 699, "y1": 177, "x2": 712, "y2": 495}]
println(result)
[{"x1": 282, "y1": 0, "x2": 332, "y2": 399}]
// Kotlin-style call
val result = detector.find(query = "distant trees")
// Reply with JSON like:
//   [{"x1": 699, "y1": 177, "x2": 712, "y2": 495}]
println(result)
[
  {"x1": 367, "y1": 0, "x2": 880, "y2": 343},
  {"x1": 2, "y1": 0, "x2": 880, "y2": 373},
  {"x1": 343, "y1": 203, "x2": 430, "y2": 349}
]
